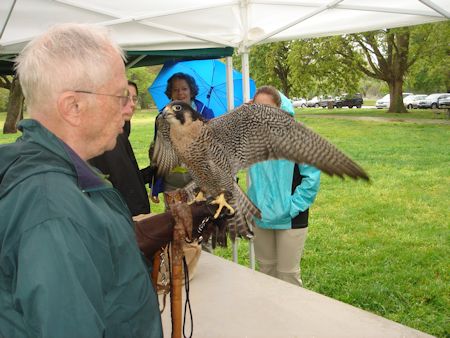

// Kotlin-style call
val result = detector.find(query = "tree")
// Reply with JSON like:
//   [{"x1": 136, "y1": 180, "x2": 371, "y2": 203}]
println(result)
[
  {"x1": 246, "y1": 42, "x2": 292, "y2": 96},
  {"x1": 288, "y1": 36, "x2": 363, "y2": 99},
  {"x1": 243, "y1": 37, "x2": 362, "y2": 100},
  {"x1": 339, "y1": 23, "x2": 446, "y2": 113},
  {"x1": 127, "y1": 66, "x2": 160, "y2": 109},
  {"x1": 2, "y1": 75, "x2": 24, "y2": 134},
  {"x1": 404, "y1": 21, "x2": 450, "y2": 93},
  {"x1": 264, "y1": 42, "x2": 291, "y2": 96},
  {"x1": 0, "y1": 88, "x2": 9, "y2": 111}
]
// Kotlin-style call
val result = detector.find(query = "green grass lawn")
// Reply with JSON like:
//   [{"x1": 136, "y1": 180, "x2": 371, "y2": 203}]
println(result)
[
  {"x1": 364, "y1": 99, "x2": 376, "y2": 106},
  {"x1": 1, "y1": 110, "x2": 449, "y2": 337},
  {"x1": 297, "y1": 107, "x2": 450, "y2": 120}
]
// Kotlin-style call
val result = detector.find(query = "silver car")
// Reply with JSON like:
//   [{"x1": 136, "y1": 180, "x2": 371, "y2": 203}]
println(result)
[
  {"x1": 306, "y1": 96, "x2": 320, "y2": 108},
  {"x1": 437, "y1": 96, "x2": 450, "y2": 109},
  {"x1": 417, "y1": 93, "x2": 450, "y2": 109},
  {"x1": 291, "y1": 97, "x2": 307, "y2": 108},
  {"x1": 376, "y1": 93, "x2": 413, "y2": 109},
  {"x1": 404, "y1": 94, "x2": 427, "y2": 109}
]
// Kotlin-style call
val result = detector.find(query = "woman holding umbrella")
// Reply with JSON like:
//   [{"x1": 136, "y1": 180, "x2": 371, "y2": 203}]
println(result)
[
  {"x1": 151, "y1": 72, "x2": 214, "y2": 204},
  {"x1": 163, "y1": 72, "x2": 214, "y2": 119}
]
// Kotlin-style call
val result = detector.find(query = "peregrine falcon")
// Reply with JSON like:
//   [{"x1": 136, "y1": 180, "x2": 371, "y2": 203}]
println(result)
[{"x1": 152, "y1": 101, "x2": 369, "y2": 240}]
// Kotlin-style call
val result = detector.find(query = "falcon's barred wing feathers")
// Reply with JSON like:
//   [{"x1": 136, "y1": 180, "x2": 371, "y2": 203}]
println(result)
[
  {"x1": 208, "y1": 104, "x2": 369, "y2": 181},
  {"x1": 152, "y1": 114, "x2": 181, "y2": 177}
]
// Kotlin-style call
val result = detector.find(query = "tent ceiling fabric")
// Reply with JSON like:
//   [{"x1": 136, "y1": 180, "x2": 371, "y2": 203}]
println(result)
[{"x1": 1, "y1": 0, "x2": 449, "y2": 57}]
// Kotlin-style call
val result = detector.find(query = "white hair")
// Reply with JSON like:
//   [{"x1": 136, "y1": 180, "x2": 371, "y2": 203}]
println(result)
[{"x1": 15, "y1": 23, "x2": 125, "y2": 110}]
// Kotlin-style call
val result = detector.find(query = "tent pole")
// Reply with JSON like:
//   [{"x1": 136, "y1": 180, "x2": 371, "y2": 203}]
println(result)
[
  {"x1": 247, "y1": 0, "x2": 344, "y2": 48},
  {"x1": 225, "y1": 56, "x2": 234, "y2": 112},
  {"x1": 227, "y1": 55, "x2": 239, "y2": 264},
  {"x1": 126, "y1": 55, "x2": 146, "y2": 69},
  {"x1": 241, "y1": 49, "x2": 255, "y2": 270},
  {"x1": 0, "y1": 0, "x2": 17, "y2": 40},
  {"x1": 241, "y1": 51, "x2": 250, "y2": 103},
  {"x1": 418, "y1": 0, "x2": 450, "y2": 18}
]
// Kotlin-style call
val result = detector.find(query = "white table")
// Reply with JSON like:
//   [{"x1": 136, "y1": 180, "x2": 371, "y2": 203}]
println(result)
[{"x1": 160, "y1": 253, "x2": 433, "y2": 338}]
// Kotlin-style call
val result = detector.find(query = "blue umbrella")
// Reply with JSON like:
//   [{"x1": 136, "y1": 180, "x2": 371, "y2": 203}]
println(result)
[{"x1": 148, "y1": 59, "x2": 256, "y2": 117}]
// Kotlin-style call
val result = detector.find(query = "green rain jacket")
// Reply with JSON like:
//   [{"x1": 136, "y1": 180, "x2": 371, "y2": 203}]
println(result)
[{"x1": 0, "y1": 120, "x2": 162, "y2": 338}]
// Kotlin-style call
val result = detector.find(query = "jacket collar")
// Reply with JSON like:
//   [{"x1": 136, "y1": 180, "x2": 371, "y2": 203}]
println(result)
[
  {"x1": 18, "y1": 119, "x2": 111, "y2": 192},
  {"x1": 62, "y1": 142, "x2": 111, "y2": 192}
]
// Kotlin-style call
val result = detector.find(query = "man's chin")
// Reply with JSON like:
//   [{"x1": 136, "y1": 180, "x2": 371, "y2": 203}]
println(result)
[{"x1": 105, "y1": 138, "x2": 118, "y2": 152}]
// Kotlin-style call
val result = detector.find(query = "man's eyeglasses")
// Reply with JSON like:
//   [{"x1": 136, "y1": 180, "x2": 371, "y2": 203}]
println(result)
[
  {"x1": 74, "y1": 89, "x2": 131, "y2": 107},
  {"x1": 130, "y1": 96, "x2": 139, "y2": 105}
]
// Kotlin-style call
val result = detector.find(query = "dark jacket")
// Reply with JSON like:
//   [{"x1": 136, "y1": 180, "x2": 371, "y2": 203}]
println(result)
[
  {"x1": 193, "y1": 98, "x2": 214, "y2": 120},
  {"x1": 89, "y1": 121, "x2": 150, "y2": 216},
  {"x1": 0, "y1": 120, "x2": 162, "y2": 337}
]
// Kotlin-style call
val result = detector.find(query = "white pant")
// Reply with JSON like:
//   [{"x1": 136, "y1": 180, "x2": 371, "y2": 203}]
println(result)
[{"x1": 254, "y1": 226, "x2": 308, "y2": 286}]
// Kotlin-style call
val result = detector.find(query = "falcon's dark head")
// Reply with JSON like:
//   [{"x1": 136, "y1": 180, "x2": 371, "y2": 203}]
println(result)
[{"x1": 163, "y1": 100, "x2": 205, "y2": 126}]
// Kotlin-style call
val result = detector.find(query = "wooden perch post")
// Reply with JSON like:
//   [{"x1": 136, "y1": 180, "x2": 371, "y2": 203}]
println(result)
[{"x1": 165, "y1": 190, "x2": 190, "y2": 338}]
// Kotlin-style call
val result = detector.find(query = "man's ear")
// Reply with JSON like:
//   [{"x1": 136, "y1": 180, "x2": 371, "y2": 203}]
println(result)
[{"x1": 57, "y1": 91, "x2": 83, "y2": 126}]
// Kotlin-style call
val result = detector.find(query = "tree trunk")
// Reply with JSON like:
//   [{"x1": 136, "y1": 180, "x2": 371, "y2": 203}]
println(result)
[
  {"x1": 387, "y1": 30, "x2": 409, "y2": 113},
  {"x1": 274, "y1": 62, "x2": 290, "y2": 97},
  {"x1": 281, "y1": 78, "x2": 290, "y2": 98},
  {"x1": 388, "y1": 78, "x2": 407, "y2": 113},
  {"x1": 3, "y1": 76, "x2": 24, "y2": 134}
]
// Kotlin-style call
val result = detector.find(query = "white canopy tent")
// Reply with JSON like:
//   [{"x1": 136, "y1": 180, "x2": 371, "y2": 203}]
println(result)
[
  {"x1": 1, "y1": 0, "x2": 449, "y2": 53},
  {"x1": 1, "y1": 1, "x2": 449, "y2": 63},
  {"x1": 1, "y1": 0, "x2": 448, "y2": 266},
  {"x1": 1, "y1": 0, "x2": 448, "y2": 98}
]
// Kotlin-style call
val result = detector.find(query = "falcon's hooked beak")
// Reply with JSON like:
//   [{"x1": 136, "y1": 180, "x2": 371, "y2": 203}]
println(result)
[
  {"x1": 161, "y1": 105, "x2": 175, "y2": 122},
  {"x1": 162, "y1": 105, "x2": 171, "y2": 115},
  {"x1": 162, "y1": 102, "x2": 185, "y2": 124}
]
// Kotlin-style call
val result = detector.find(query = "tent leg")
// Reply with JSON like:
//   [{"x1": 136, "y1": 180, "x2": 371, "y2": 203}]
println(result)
[
  {"x1": 232, "y1": 238, "x2": 238, "y2": 263},
  {"x1": 241, "y1": 51, "x2": 251, "y2": 103},
  {"x1": 249, "y1": 238, "x2": 255, "y2": 270},
  {"x1": 225, "y1": 56, "x2": 234, "y2": 112},
  {"x1": 240, "y1": 50, "x2": 255, "y2": 270}
]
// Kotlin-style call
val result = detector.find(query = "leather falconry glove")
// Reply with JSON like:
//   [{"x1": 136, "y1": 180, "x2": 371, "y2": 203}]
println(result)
[{"x1": 134, "y1": 202, "x2": 229, "y2": 260}]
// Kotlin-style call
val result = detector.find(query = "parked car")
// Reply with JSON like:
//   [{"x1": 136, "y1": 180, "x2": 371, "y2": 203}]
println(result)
[
  {"x1": 306, "y1": 96, "x2": 320, "y2": 108},
  {"x1": 437, "y1": 96, "x2": 450, "y2": 109},
  {"x1": 334, "y1": 93, "x2": 363, "y2": 108},
  {"x1": 318, "y1": 96, "x2": 335, "y2": 108},
  {"x1": 291, "y1": 97, "x2": 307, "y2": 108},
  {"x1": 376, "y1": 93, "x2": 413, "y2": 109},
  {"x1": 403, "y1": 94, "x2": 427, "y2": 109},
  {"x1": 376, "y1": 94, "x2": 390, "y2": 109},
  {"x1": 417, "y1": 93, "x2": 450, "y2": 109}
]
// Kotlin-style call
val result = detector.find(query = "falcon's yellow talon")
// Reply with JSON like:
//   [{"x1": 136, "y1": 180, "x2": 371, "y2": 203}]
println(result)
[
  {"x1": 211, "y1": 193, "x2": 235, "y2": 219},
  {"x1": 188, "y1": 191, "x2": 206, "y2": 205}
]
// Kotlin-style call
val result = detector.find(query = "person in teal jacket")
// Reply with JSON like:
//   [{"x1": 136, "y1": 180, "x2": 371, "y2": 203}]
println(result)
[
  {"x1": 0, "y1": 24, "x2": 219, "y2": 338},
  {"x1": 248, "y1": 86, "x2": 321, "y2": 287}
]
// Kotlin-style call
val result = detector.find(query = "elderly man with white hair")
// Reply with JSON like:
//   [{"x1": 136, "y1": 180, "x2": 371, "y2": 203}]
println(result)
[{"x1": 0, "y1": 23, "x2": 219, "y2": 337}]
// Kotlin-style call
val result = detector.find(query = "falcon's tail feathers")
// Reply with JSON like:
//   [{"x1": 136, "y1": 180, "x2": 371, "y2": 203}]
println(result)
[{"x1": 227, "y1": 182, "x2": 259, "y2": 242}]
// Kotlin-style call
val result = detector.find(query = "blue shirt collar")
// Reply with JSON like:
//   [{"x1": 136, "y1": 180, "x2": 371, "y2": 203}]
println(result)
[{"x1": 62, "y1": 143, "x2": 111, "y2": 192}]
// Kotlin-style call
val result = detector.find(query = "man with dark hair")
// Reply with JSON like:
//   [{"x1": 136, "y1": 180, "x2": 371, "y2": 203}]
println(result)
[{"x1": 90, "y1": 80, "x2": 152, "y2": 216}]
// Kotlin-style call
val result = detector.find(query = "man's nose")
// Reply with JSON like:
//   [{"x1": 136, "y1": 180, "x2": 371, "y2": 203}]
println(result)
[{"x1": 122, "y1": 104, "x2": 132, "y2": 116}]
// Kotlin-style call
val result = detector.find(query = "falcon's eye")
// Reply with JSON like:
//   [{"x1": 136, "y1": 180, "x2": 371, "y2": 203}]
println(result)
[{"x1": 173, "y1": 104, "x2": 182, "y2": 112}]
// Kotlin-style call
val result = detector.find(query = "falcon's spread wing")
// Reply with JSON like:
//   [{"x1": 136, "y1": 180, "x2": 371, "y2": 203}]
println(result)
[
  {"x1": 152, "y1": 113, "x2": 181, "y2": 177},
  {"x1": 208, "y1": 103, "x2": 369, "y2": 181},
  {"x1": 151, "y1": 101, "x2": 369, "y2": 242}
]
